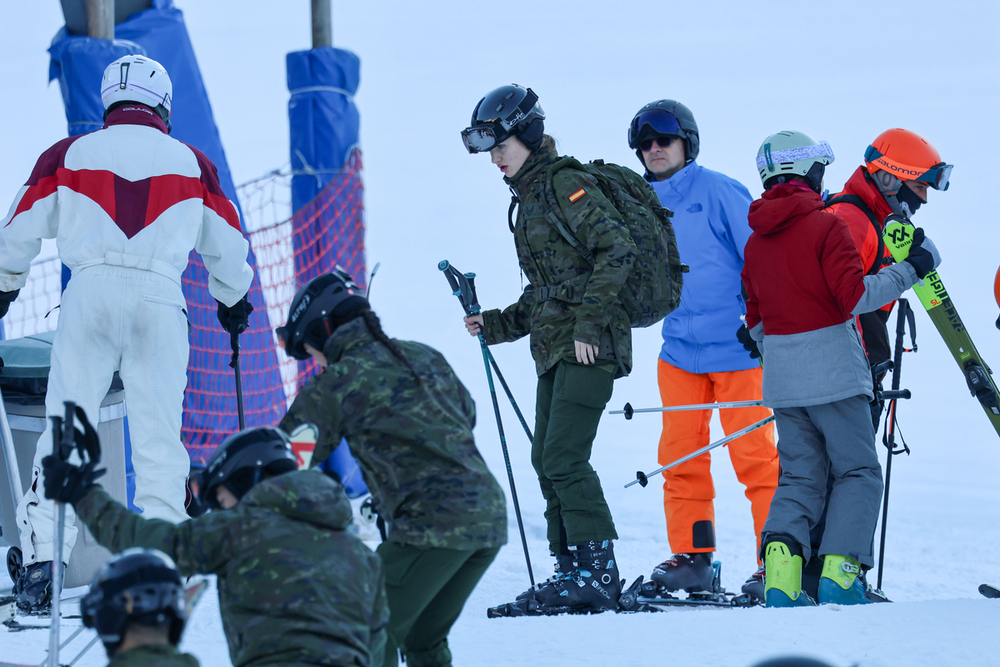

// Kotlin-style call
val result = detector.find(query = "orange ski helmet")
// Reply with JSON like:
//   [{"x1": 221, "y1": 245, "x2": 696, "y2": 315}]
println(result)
[
  {"x1": 864, "y1": 128, "x2": 952, "y2": 191},
  {"x1": 994, "y1": 264, "x2": 1000, "y2": 310}
]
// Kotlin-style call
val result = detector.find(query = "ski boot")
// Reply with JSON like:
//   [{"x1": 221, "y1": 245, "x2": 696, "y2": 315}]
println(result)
[
  {"x1": 741, "y1": 564, "x2": 765, "y2": 605},
  {"x1": 817, "y1": 555, "x2": 871, "y2": 605},
  {"x1": 515, "y1": 552, "x2": 575, "y2": 600},
  {"x1": 763, "y1": 541, "x2": 816, "y2": 608},
  {"x1": 488, "y1": 540, "x2": 621, "y2": 617},
  {"x1": 14, "y1": 561, "x2": 53, "y2": 612},
  {"x1": 649, "y1": 552, "x2": 714, "y2": 594}
]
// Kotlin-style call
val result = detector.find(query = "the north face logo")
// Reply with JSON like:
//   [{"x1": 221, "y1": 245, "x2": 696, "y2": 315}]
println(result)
[{"x1": 687, "y1": 203, "x2": 703, "y2": 214}]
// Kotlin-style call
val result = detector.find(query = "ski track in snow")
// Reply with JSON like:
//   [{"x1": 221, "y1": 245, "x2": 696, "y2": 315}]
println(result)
[{"x1": 3, "y1": 2, "x2": 1000, "y2": 665}]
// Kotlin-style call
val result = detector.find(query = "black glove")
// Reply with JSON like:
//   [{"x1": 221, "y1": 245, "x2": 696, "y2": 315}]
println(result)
[
  {"x1": 217, "y1": 294, "x2": 254, "y2": 335},
  {"x1": 42, "y1": 455, "x2": 105, "y2": 505},
  {"x1": 904, "y1": 227, "x2": 936, "y2": 279},
  {"x1": 0, "y1": 288, "x2": 20, "y2": 319},
  {"x1": 41, "y1": 403, "x2": 105, "y2": 505},
  {"x1": 736, "y1": 324, "x2": 761, "y2": 360}
]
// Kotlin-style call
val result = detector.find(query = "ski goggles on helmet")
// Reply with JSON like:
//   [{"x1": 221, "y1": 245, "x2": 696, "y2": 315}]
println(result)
[
  {"x1": 864, "y1": 145, "x2": 952, "y2": 191},
  {"x1": 628, "y1": 109, "x2": 682, "y2": 149},
  {"x1": 756, "y1": 140, "x2": 836, "y2": 173},
  {"x1": 461, "y1": 88, "x2": 541, "y2": 154}
]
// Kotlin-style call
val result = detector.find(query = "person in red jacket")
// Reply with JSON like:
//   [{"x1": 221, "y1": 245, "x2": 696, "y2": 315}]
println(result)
[
  {"x1": 741, "y1": 130, "x2": 939, "y2": 607},
  {"x1": 826, "y1": 128, "x2": 952, "y2": 384}
]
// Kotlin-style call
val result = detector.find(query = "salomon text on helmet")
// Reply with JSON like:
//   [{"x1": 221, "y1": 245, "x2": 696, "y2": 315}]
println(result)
[
  {"x1": 199, "y1": 427, "x2": 299, "y2": 509},
  {"x1": 462, "y1": 84, "x2": 546, "y2": 154},
  {"x1": 81, "y1": 548, "x2": 187, "y2": 657},
  {"x1": 756, "y1": 131, "x2": 835, "y2": 193},
  {"x1": 865, "y1": 128, "x2": 951, "y2": 192},
  {"x1": 628, "y1": 99, "x2": 700, "y2": 166},
  {"x1": 101, "y1": 55, "x2": 172, "y2": 123},
  {"x1": 276, "y1": 268, "x2": 369, "y2": 361}
]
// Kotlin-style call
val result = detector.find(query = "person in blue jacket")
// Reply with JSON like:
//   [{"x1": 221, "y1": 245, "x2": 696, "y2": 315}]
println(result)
[{"x1": 627, "y1": 100, "x2": 779, "y2": 601}]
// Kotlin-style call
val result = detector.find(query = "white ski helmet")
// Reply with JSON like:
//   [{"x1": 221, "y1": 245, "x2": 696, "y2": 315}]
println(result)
[
  {"x1": 755, "y1": 130, "x2": 834, "y2": 192},
  {"x1": 101, "y1": 55, "x2": 172, "y2": 120}
]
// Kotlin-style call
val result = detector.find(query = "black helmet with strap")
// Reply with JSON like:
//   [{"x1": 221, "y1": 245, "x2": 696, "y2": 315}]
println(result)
[
  {"x1": 81, "y1": 548, "x2": 187, "y2": 656},
  {"x1": 276, "y1": 268, "x2": 368, "y2": 361},
  {"x1": 462, "y1": 84, "x2": 546, "y2": 154}
]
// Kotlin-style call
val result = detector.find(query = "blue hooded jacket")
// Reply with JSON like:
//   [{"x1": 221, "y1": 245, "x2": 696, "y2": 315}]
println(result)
[{"x1": 649, "y1": 161, "x2": 757, "y2": 374}]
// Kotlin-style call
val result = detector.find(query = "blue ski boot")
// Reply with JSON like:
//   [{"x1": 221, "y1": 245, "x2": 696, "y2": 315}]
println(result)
[{"x1": 817, "y1": 555, "x2": 871, "y2": 605}]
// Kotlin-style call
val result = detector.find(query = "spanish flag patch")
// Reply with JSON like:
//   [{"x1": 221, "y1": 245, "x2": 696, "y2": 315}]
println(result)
[{"x1": 568, "y1": 188, "x2": 586, "y2": 202}]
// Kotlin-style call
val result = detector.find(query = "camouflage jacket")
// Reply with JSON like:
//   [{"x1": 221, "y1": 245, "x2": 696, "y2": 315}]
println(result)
[
  {"x1": 481, "y1": 144, "x2": 636, "y2": 378},
  {"x1": 76, "y1": 470, "x2": 388, "y2": 667},
  {"x1": 108, "y1": 644, "x2": 200, "y2": 667},
  {"x1": 278, "y1": 317, "x2": 508, "y2": 550}
]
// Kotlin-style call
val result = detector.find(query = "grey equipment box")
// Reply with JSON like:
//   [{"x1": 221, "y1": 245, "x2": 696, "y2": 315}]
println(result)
[{"x1": 0, "y1": 331, "x2": 127, "y2": 589}]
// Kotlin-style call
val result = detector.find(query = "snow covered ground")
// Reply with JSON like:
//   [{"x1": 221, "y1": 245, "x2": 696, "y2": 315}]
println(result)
[{"x1": 3, "y1": 1, "x2": 1000, "y2": 665}]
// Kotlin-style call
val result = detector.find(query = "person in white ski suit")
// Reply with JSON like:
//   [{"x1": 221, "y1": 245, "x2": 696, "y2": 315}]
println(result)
[{"x1": 0, "y1": 55, "x2": 253, "y2": 604}]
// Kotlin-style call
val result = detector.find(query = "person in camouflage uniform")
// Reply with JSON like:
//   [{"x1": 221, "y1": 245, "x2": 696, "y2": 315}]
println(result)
[
  {"x1": 460, "y1": 84, "x2": 636, "y2": 614},
  {"x1": 43, "y1": 419, "x2": 388, "y2": 667},
  {"x1": 274, "y1": 269, "x2": 507, "y2": 667},
  {"x1": 81, "y1": 548, "x2": 199, "y2": 667}
]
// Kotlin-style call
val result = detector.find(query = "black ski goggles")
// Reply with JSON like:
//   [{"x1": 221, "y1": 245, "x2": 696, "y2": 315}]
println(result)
[
  {"x1": 628, "y1": 109, "x2": 682, "y2": 150},
  {"x1": 461, "y1": 88, "x2": 540, "y2": 154}
]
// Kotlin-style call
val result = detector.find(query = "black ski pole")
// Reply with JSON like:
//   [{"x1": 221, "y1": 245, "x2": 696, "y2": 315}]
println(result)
[
  {"x1": 877, "y1": 298, "x2": 916, "y2": 590},
  {"x1": 230, "y1": 331, "x2": 245, "y2": 430},
  {"x1": 47, "y1": 401, "x2": 76, "y2": 667},
  {"x1": 439, "y1": 260, "x2": 534, "y2": 587}
]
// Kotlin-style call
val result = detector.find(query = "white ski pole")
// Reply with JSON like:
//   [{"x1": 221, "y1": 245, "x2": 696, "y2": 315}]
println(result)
[
  {"x1": 611, "y1": 400, "x2": 765, "y2": 420},
  {"x1": 625, "y1": 414, "x2": 775, "y2": 489}
]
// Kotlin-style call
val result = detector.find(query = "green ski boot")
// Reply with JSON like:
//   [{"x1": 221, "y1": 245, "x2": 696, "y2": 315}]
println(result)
[
  {"x1": 818, "y1": 555, "x2": 871, "y2": 605},
  {"x1": 764, "y1": 541, "x2": 816, "y2": 608}
]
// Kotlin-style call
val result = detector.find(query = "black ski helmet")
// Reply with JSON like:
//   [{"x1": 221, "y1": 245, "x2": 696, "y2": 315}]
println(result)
[
  {"x1": 81, "y1": 548, "x2": 187, "y2": 657},
  {"x1": 461, "y1": 84, "x2": 546, "y2": 154},
  {"x1": 199, "y1": 427, "x2": 298, "y2": 509},
  {"x1": 276, "y1": 268, "x2": 368, "y2": 361},
  {"x1": 628, "y1": 99, "x2": 700, "y2": 168}
]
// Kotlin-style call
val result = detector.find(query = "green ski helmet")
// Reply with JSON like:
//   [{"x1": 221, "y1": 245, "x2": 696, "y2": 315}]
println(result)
[{"x1": 755, "y1": 130, "x2": 835, "y2": 193}]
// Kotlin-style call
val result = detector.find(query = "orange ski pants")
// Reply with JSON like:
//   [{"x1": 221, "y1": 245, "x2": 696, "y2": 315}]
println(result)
[{"x1": 657, "y1": 360, "x2": 779, "y2": 561}]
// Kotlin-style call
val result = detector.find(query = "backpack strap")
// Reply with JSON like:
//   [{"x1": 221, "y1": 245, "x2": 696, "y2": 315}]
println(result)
[
  {"x1": 542, "y1": 157, "x2": 597, "y2": 265},
  {"x1": 824, "y1": 193, "x2": 887, "y2": 276}
]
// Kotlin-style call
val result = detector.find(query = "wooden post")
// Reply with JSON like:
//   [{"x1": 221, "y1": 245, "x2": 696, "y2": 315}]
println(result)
[
  {"x1": 88, "y1": 0, "x2": 115, "y2": 40},
  {"x1": 311, "y1": 0, "x2": 332, "y2": 48}
]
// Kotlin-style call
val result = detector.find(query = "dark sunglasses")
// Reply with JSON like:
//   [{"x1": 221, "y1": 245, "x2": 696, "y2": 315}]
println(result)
[{"x1": 639, "y1": 136, "x2": 676, "y2": 152}]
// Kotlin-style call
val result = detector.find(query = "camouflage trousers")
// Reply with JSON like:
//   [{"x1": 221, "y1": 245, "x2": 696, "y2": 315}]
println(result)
[
  {"x1": 533, "y1": 359, "x2": 618, "y2": 553},
  {"x1": 377, "y1": 541, "x2": 499, "y2": 667}
]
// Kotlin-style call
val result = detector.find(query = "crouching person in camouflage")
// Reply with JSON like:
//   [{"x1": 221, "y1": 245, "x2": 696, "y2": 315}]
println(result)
[
  {"x1": 43, "y1": 415, "x2": 388, "y2": 667},
  {"x1": 275, "y1": 269, "x2": 508, "y2": 667}
]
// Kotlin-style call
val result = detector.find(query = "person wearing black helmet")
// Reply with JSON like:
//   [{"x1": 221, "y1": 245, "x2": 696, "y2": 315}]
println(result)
[
  {"x1": 462, "y1": 84, "x2": 637, "y2": 615},
  {"x1": 275, "y1": 269, "x2": 507, "y2": 667},
  {"x1": 81, "y1": 548, "x2": 197, "y2": 666},
  {"x1": 42, "y1": 417, "x2": 388, "y2": 667},
  {"x1": 627, "y1": 99, "x2": 779, "y2": 603}
]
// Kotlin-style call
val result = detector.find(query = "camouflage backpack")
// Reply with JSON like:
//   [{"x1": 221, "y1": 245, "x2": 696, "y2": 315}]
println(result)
[{"x1": 542, "y1": 157, "x2": 688, "y2": 328}]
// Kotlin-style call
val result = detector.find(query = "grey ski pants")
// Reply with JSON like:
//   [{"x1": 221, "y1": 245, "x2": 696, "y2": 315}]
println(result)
[{"x1": 762, "y1": 394, "x2": 883, "y2": 568}]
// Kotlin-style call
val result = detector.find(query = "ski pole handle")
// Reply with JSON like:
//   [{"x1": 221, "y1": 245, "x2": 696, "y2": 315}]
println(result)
[
  {"x1": 55, "y1": 401, "x2": 76, "y2": 462},
  {"x1": 438, "y1": 260, "x2": 481, "y2": 315}
]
